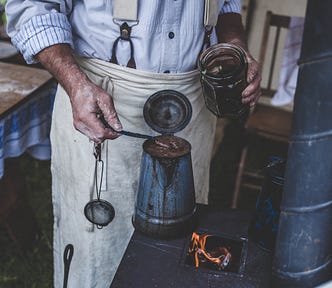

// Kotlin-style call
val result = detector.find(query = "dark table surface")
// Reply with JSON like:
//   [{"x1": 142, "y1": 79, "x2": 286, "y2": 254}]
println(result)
[{"x1": 111, "y1": 205, "x2": 272, "y2": 288}]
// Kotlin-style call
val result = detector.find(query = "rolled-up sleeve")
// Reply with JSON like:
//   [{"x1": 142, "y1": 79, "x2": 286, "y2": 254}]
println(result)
[
  {"x1": 5, "y1": 0, "x2": 73, "y2": 64},
  {"x1": 220, "y1": 0, "x2": 242, "y2": 14}
]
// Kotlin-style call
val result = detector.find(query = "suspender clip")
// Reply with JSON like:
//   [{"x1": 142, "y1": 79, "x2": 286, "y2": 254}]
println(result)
[{"x1": 111, "y1": 19, "x2": 139, "y2": 68}]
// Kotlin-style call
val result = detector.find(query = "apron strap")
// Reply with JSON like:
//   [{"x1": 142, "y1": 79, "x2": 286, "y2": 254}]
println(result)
[{"x1": 111, "y1": 0, "x2": 139, "y2": 68}]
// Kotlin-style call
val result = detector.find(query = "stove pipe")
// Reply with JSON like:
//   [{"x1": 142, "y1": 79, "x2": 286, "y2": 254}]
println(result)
[{"x1": 272, "y1": 1, "x2": 332, "y2": 287}]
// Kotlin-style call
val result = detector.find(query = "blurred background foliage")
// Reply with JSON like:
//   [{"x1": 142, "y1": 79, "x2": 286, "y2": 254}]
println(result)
[{"x1": 0, "y1": 155, "x2": 53, "y2": 288}]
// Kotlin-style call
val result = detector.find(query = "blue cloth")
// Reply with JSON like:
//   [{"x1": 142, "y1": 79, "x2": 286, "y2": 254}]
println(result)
[
  {"x1": 6, "y1": 0, "x2": 242, "y2": 72},
  {"x1": 0, "y1": 79, "x2": 57, "y2": 178}
]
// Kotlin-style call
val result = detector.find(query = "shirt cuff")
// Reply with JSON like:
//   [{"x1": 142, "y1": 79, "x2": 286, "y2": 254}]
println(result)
[
  {"x1": 220, "y1": 0, "x2": 242, "y2": 14},
  {"x1": 11, "y1": 13, "x2": 74, "y2": 64}
]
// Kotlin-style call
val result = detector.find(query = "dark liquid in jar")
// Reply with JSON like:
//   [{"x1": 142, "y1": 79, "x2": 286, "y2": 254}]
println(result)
[
  {"x1": 214, "y1": 78, "x2": 249, "y2": 118},
  {"x1": 199, "y1": 43, "x2": 249, "y2": 119}
]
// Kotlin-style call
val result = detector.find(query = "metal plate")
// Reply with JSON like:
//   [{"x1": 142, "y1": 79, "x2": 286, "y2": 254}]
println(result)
[{"x1": 143, "y1": 90, "x2": 192, "y2": 134}]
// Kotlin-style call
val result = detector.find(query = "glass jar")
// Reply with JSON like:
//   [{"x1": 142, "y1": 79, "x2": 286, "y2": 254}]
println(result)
[{"x1": 198, "y1": 43, "x2": 249, "y2": 119}]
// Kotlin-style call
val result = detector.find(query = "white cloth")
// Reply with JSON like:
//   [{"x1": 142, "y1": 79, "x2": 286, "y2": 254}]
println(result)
[
  {"x1": 271, "y1": 16, "x2": 305, "y2": 106},
  {"x1": 51, "y1": 57, "x2": 216, "y2": 288},
  {"x1": 0, "y1": 79, "x2": 56, "y2": 179}
]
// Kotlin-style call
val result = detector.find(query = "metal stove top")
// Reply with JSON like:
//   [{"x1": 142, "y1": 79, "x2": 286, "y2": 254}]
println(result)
[{"x1": 111, "y1": 205, "x2": 272, "y2": 288}]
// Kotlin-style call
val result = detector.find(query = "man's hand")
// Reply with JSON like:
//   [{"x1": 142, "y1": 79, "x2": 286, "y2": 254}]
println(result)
[
  {"x1": 242, "y1": 53, "x2": 262, "y2": 107},
  {"x1": 216, "y1": 13, "x2": 262, "y2": 107},
  {"x1": 69, "y1": 76, "x2": 122, "y2": 143},
  {"x1": 37, "y1": 44, "x2": 122, "y2": 143}
]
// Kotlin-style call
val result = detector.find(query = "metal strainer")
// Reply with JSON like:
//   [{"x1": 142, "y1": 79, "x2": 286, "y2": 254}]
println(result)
[{"x1": 84, "y1": 143, "x2": 115, "y2": 228}]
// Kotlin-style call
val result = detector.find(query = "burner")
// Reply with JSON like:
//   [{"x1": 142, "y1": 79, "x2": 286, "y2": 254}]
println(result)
[{"x1": 185, "y1": 231, "x2": 247, "y2": 275}]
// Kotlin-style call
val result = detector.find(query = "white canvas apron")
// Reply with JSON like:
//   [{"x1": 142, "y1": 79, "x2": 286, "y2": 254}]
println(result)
[{"x1": 51, "y1": 57, "x2": 216, "y2": 288}]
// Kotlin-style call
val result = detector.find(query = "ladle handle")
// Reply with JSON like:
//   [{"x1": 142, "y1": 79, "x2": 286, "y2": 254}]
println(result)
[
  {"x1": 63, "y1": 244, "x2": 74, "y2": 288},
  {"x1": 118, "y1": 129, "x2": 154, "y2": 139},
  {"x1": 98, "y1": 114, "x2": 153, "y2": 139}
]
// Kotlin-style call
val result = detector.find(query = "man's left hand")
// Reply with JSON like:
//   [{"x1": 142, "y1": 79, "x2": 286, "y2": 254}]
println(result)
[{"x1": 242, "y1": 53, "x2": 262, "y2": 107}]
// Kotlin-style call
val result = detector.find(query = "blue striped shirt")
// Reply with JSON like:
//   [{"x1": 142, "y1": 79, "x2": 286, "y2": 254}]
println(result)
[{"x1": 6, "y1": 0, "x2": 242, "y2": 73}]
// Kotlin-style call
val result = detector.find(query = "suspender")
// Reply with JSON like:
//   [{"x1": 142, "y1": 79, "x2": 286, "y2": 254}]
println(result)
[
  {"x1": 111, "y1": 0, "x2": 138, "y2": 68},
  {"x1": 204, "y1": 0, "x2": 220, "y2": 27},
  {"x1": 112, "y1": 0, "x2": 219, "y2": 27},
  {"x1": 113, "y1": 0, "x2": 138, "y2": 21},
  {"x1": 111, "y1": 0, "x2": 220, "y2": 67},
  {"x1": 203, "y1": 0, "x2": 220, "y2": 49}
]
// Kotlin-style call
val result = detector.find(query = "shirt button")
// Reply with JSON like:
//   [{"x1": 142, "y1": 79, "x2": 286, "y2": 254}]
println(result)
[
  {"x1": 168, "y1": 32, "x2": 175, "y2": 39},
  {"x1": 164, "y1": 70, "x2": 170, "y2": 73}
]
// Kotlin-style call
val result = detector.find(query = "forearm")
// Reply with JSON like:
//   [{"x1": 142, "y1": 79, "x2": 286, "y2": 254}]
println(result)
[
  {"x1": 36, "y1": 44, "x2": 89, "y2": 98},
  {"x1": 216, "y1": 13, "x2": 247, "y2": 50},
  {"x1": 36, "y1": 43, "x2": 121, "y2": 142}
]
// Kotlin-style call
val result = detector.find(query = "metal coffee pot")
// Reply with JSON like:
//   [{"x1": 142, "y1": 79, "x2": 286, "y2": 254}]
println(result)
[{"x1": 132, "y1": 90, "x2": 197, "y2": 239}]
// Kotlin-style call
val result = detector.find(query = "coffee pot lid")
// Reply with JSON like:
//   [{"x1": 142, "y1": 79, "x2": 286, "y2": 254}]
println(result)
[{"x1": 143, "y1": 90, "x2": 192, "y2": 134}]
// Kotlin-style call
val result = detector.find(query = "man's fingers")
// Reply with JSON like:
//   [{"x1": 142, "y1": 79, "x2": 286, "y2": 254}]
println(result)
[
  {"x1": 103, "y1": 110, "x2": 122, "y2": 131},
  {"x1": 249, "y1": 90, "x2": 262, "y2": 107},
  {"x1": 242, "y1": 56, "x2": 262, "y2": 105},
  {"x1": 98, "y1": 95, "x2": 122, "y2": 132},
  {"x1": 75, "y1": 113, "x2": 120, "y2": 143},
  {"x1": 242, "y1": 74, "x2": 261, "y2": 100}
]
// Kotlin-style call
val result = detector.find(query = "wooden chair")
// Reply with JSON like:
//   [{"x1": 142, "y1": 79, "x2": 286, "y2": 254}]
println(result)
[{"x1": 231, "y1": 11, "x2": 294, "y2": 208}]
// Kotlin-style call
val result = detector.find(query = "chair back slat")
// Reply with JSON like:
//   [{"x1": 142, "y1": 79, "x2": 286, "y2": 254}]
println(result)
[
  {"x1": 270, "y1": 14, "x2": 291, "y2": 28},
  {"x1": 259, "y1": 11, "x2": 291, "y2": 96},
  {"x1": 267, "y1": 26, "x2": 282, "y2": 91}
]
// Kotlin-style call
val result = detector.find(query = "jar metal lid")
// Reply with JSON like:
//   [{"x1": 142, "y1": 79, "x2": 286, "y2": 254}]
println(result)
[{"x1": 198, "y1": 43, "x2": 248, "y2": 82}]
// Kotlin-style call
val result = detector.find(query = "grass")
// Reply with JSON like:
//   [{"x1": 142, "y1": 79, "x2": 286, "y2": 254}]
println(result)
[
  {"x1": 0, "y1": 155, "x2": 53, "y2": 288},
  {"x1": 0, "y1": 122, "x2": 288, "y2": 287}
]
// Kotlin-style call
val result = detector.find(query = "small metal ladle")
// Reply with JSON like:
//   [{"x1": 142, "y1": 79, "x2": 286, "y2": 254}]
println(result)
[{"x1": 84, "y1": 143, "x2": 115, "y2": 228}]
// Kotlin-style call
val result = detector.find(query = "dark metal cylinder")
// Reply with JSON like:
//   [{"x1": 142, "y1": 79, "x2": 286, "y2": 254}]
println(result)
[{"x1": 272, "y1": 1, "x2": 332, "y2": 287}]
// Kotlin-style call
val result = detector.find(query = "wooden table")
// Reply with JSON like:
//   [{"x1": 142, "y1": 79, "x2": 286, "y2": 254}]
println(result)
[{"x1": 0, "y1": 61, "x2": 52, "y2": 119}]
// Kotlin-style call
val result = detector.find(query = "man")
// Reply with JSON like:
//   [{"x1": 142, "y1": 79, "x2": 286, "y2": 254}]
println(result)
[{"x1": 6, "y1": 0, "x2": 261, "y2": 287}]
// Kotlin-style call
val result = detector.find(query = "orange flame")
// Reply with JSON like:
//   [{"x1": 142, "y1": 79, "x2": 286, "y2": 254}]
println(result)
[{"x1": 188, "y1": 232, "x2": 232, "y2": 270}]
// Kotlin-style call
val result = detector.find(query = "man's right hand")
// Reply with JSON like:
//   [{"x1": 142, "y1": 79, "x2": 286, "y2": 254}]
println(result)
[
  {"x1": 69, "y1": 76, "x2": 122, "y2": 143},
  {"x1": 37, "y1": 44, "x2": 122, "y2": 143}
]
